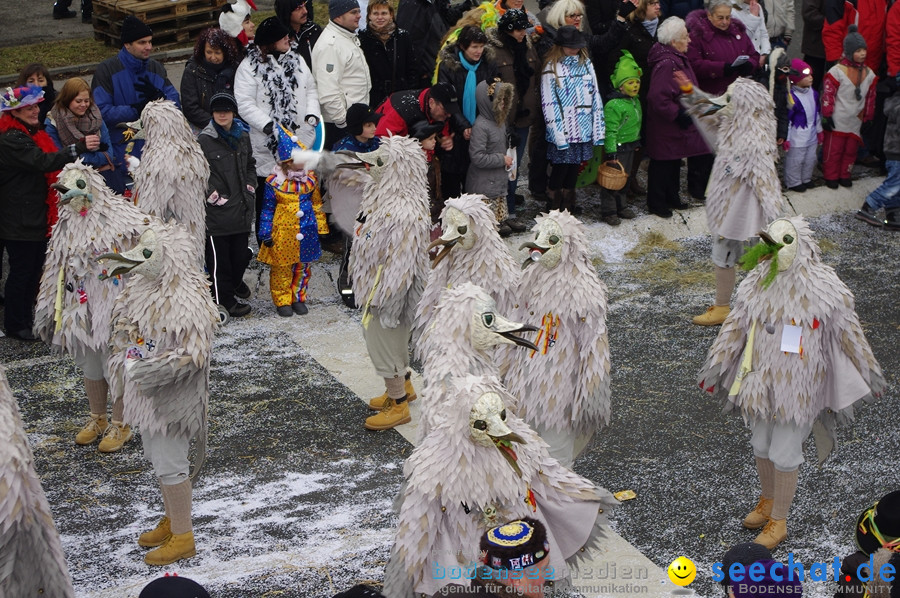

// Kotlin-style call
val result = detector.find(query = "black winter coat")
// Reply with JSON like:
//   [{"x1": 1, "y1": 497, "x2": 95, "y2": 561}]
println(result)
[
  {"x1": 608, "y1": 19, "x2": 656, "y2": 105},
  {"x1": 292, "y1": 21, "x2": 323, "y2": 69},
  {"x1": 396, "y1": 0, "x2": 475, "y2": 86},
  {"x1": 359, "y1": 27, "x2": 418, "y2": 109},
  {"x1": 0, "y1": 122, "x2": 75, "y2": 241},
  {"x1": 180, "y1": 57, "x2": 236, "y2": 130},
  {"x1": 197, "y1": 122, "x2": 256, "y2": 236}
]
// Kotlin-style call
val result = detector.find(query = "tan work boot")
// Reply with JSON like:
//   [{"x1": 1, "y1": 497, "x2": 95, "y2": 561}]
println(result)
[
  {"x1": 364, "y1": 397, "x2": 411, "y2": 430},
  {"x1": 75, "y1": 414, "x2": 108, "y2": 445},
  {"x1": 754, "y1": 518, "x2": 787, "y2": 550},
  {"x1": 98, "y1": 421, "x2": 132, "y2": 453},
  {"x1": 368, "y1": 374, "x2": 418, "y2": 410},
  {"x1": 742, "y1": 497, "x2": 773, "y2": 530},
  {"x1": 692, "y1": 305, "x2": 730, "y2": 326},
  {"x1": 144, "y1": 531, "x2": 196, "y2": 566},
  {"x1": 138, "y1": 516, "x2": 172, "y2": 548}
]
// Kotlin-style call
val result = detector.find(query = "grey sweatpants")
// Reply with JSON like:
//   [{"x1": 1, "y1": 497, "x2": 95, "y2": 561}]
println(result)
[
  {"x1": 749, "y1": 417, "x2": 814, "y2": 471},
  {"x1": 142, "y1": 430, "x2": 191, "y2": 485},
  {"x1": 784, "y1": 143, "x2": 818, "y2": 188},
  {"x1": 362, "y1": 310, "x2": 411, "y2": 379}
]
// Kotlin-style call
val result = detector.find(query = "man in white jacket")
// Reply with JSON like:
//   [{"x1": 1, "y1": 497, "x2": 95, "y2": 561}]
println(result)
[
  {"x1": 312, "y1": 0, "x2": 372, "y2": 148},
  {"x1": 762, "y1": 0, "x2": 794, "y2": 48}
]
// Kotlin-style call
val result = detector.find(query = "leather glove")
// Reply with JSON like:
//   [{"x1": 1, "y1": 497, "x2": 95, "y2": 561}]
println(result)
[
  {"x1": 737, "y1": 61, "x2": 755, "y2": 76},
  {"x1": 821, "y1": 116, "x2": 834, "y2": 132},
  {"x1": 263, "y1": 122, "x2": 274, "y2": 135},
  {"x1": 130, "y1": 99, "x2": 150, "y2": 117},
  {"x1": 675, "y1": 109, "x2": 693, "y2": 130},
  {"x1": 74, "y1": 138, "x2": 90, "y2": 153},
  {"x1": 135, "y1": 77, "x2": 164, "y2": 102},
  {"x1": 723, "y1": 63, "x2": 735, "y2": 77},
  {"x1": 618, "y1": 0, "x2": 637, "y2": 17}
]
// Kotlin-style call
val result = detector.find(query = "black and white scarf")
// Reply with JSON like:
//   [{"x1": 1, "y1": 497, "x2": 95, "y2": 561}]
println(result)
[{"x1": 246, "y1": 41, "x2": 306, "y2": 154}]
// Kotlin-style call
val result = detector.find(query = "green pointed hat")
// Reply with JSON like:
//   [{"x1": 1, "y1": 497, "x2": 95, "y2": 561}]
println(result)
[{"x1": 610, "y1": 50, "x2": 643, "y2": 89}]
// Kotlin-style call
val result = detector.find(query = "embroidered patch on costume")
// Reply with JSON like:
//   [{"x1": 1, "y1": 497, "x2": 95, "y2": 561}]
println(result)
[{"x1": 326, "y1": 64, "x2": 334, "y2": 72}]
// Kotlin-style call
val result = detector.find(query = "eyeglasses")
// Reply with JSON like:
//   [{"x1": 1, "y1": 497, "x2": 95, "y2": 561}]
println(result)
[{"x1": 567, "y1": 13, "x2": 583, "y2": 19}]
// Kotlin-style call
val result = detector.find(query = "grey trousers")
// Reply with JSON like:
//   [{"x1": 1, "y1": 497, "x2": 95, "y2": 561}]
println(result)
[
  {"x1": 362, "y1": 310, "x2": 411, "y2": 379},
  {"x1": 784, "y1": 143, "x2": 818, "y2": 188},
  {"x1": 72, "y1": 345, "x2": 109, "y2": 380},
  {"x1": 749, "y1": 417, "x2": 813, "y2": 471},
  {"x1": 711, "y1": 236, "x2": 747, "y2": 268},
  {"x1": 142, "y1": 430, "x2": 191, "y2": 485}
]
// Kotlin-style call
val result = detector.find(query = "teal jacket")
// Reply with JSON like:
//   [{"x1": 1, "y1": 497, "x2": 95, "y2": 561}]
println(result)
[{"x1": 603, "y1": 94, "x2": 642, "y2": 153}]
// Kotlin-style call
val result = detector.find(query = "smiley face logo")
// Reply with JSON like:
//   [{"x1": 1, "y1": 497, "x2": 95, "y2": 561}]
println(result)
[{"x1": 667, "y1": 556, "x2": 697, "y2": 586}]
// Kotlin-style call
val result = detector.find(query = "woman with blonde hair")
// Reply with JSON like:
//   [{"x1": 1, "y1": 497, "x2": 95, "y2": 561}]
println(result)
[{"x1": 45, "y1": 78, "x2": 122, "y2": 193}]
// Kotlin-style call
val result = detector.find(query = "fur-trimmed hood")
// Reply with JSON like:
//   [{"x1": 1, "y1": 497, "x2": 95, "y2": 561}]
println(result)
[
  {"x1": 484, "y1": 25, "x2": 534, "y2": 52},
  {"x1": 475, "y1": 78, "x2": 514, "y2": 124},
  {"x1": 438, "y1": 41, "x2": 496, "y2": 73}
]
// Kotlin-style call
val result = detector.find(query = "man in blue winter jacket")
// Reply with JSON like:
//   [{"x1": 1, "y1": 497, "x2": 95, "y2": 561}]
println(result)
[{"x1": 91, "y1": 16, "x2": 180, "y2": 166}]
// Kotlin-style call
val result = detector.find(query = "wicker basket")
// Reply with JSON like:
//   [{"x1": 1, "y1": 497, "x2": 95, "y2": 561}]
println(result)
[{"x1": 597, "y1": 160, "x2": 628, "y2": 190}]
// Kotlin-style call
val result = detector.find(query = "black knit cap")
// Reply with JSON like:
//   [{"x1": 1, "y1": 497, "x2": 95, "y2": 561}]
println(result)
[
  {"x1": 255, "y1": 16, "x2": 291, "y2": 47},
  {"x1": 856, "y1": 491, "x2": 900, "y2": 554},
  {"x1": 480, "y1": 518, "x2": 549, "y2": 571},
  {"x1": 499, "y1": 8, "x2": 529, "y2": 32},
  {"x1": 139, "y1": 574, "x2": 210, "y2": 598},
  {"x1": 121, "y1": 15, "x2": 153, "y2": 45},
  {"x1": 721, "y1": 542, "x2": 773, "y2": 587},
  {"x1": 209, "y1": 92, "x2": 238, "y2": 114},
  {"x1": 426, "y1": 82, "x2": 457, "y2": 108}
]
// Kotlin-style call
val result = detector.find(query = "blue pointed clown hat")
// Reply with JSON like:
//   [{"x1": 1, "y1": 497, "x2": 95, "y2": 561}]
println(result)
[{"x1": 275, "y1": 123, "x2": 308, "y2": 162}]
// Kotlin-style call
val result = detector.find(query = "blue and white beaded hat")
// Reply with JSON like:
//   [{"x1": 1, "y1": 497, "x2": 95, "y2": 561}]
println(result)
[{"x1": 480, "y1": 518, "x2": 550, "y2": 570}]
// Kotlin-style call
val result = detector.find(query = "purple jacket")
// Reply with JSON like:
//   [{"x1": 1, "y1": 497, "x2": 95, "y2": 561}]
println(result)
[
  {"x1": 685, "y1": 9, "x2": 760, "y2": 95},
  {"x1": 645, "y1": 42, "x2": 710, "y2": 160}
]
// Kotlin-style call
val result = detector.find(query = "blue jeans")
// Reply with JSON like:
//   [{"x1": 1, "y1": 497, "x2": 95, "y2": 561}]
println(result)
[
  {"x1": 507, "y1": 126, "x2": 530, "y2": 214},
  {"x1": 865, "y1": 160, "x2": 900, "y2": 210}
]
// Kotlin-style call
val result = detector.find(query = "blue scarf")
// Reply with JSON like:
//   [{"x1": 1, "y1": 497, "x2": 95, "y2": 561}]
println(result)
[
  {"x1": 459, "y1": 51, "x2": 480, "y2": 124},
  {"x1": 642, "y1": 18, "x2": 658, "y2": 37}
]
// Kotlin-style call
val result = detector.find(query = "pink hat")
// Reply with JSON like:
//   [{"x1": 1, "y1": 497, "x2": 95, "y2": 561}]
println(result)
[{"x1": 788, "y1": 59, "x2": 812, "y2": 84}]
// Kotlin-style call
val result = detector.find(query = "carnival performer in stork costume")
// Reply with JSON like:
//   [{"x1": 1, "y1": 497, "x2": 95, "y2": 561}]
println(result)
[
  {"x1": 130, "y1": 100, "x2": 209, "y2": 260},
  {"x1": 415, "y1": 194, "x2": 519, "y2": 347},
  {"x1": 414, "y1": 282, "x2": 538, "y2": 440},
  {"x1": 34, "y1": 162, "x2": 149, "y2": 452},
  {"x1": 502, "y1": 210, "x2": 611, "y2": 468},
  {"x1": 676, "y1": 75, "x2": 785, "y2": 326},
  {"x1": 99, "y1": 221, "x2": 218, "y2": 566},
  {"x1": 698, "y1": 216, "x2": 884, "y2": 549},
  {"x1": 327, "y1": 135, "x2": 431, "y2": 431},
  {"x1": 383, "y1": 374, "x2": 617, "y2": 598},
  {"x1": 0, "y1": 366, "x2": 75, "y2": 597}
]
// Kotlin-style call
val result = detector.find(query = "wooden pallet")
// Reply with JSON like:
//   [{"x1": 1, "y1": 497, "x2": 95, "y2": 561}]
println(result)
[{"x1": 92, "y1": 0, "x2": 226, "y2": 47}]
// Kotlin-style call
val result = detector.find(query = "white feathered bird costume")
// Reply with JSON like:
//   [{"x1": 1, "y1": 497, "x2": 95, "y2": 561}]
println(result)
[
  {"x1": 415, "y1": 282, "x2": 538, "y2": 439},
  {"x1": 131, "y1": 100, "x2": 209, "y2": 260},
  {"x1": 34, "y1": 162, "x2": 148, "y2": 353},
  {"x1": 383, "y1": 374, "x2": 617, "y2": 598},
  {"x1": 101, "y1": 221, "x2": 218, "y2": 474},
  {"x1": 347, "y1": 135, "x2": 431, "y2": 329},
  {"x1": 414, "y1": 194, "x2": 519, "y2": 350},
  {"x1": 0, "y1": 366, "x2": 75, "y2": 597},
  {"x1": 698, "y1": 216, "x2": 885, "y2": 457},
  {"x1": 502, "y1": 210, "x2": 611, "y2": 466},
  {"x1": 682, "y1": 77, "x2": 784, "y2": 241}
]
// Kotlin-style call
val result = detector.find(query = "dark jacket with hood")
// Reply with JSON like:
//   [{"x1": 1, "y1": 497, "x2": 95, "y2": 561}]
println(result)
[
  {"x1": 396, "y1": 0, "x2": 475, "y2": 86},
  {"x1": 197, "y1": 121, "x2": 256, "y2": 236},
  {"x1": 359, "y1": 26, "x2": 418, "y2": 109},
  {"x1": 486, "y1": 27, "x2": 541, "y2": 129},
  {"x1": 466, "y1": 79, "x2": 514, "y2": 198},
  {"x1": 685, "y1": 8, "x2": 760, "y2": 95},
  {"x1": 293, "y1": 21, "x2": 323, "y2": 68},
  {"x1": 437, "y1": 41, "x2": 498, "y2": 174},
  {"x1": 645, "y1": 41, "x2": 710, "y2": 160},
  {"x1": 180, "y1": 56, "x2": 237, "y2": 130},
  {"x1": 609, "y1": 18, "x2": 656, "y2": 106}
]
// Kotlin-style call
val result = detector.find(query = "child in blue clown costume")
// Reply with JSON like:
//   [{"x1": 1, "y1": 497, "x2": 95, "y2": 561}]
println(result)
[{"x1": 257, "y1": 124, "x2": 327, "y2": 316}]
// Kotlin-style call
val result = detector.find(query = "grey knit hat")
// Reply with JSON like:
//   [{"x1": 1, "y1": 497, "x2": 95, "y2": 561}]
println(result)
[
  {"x1": 329, "y1": 0, "x2": 358, "y2": 19},
  {"x1": 843, "y1": 24, "x2": 867, "y2": 59}
]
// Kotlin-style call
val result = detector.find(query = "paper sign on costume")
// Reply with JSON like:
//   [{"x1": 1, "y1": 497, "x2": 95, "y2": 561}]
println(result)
[{"x1": 781, "y1": 325, "x2": 802, "y2": 353}]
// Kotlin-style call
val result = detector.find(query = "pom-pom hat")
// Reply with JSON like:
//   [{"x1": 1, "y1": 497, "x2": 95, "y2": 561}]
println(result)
[{"x1": 843, "y1": 24, "x2": 867, "y2": 59}]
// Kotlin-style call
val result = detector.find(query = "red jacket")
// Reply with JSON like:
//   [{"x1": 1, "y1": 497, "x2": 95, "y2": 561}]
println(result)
[
  {"x1": 887, "y1": 0, "x2": 900, "y2": 76},
  {"x1": 822, "y1": 0, "x2": 887, "y2": 70}
]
